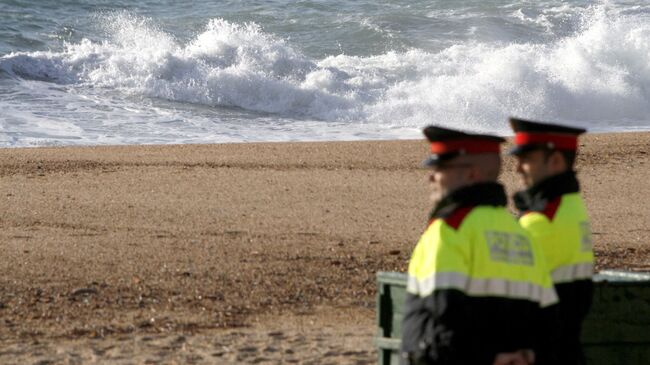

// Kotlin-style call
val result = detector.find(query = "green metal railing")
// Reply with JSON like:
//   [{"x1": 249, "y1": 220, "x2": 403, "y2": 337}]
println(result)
[{"x1": 376, "y1": 270, "x2": 650, "y2": 365}]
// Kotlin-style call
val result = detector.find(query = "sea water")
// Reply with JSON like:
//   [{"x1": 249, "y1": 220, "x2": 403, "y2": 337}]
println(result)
[{"x1": 1, "y1": 0, "x2": 650, "y2": 147}]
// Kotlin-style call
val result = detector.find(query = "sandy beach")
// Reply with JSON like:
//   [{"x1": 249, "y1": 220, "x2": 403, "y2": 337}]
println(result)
[{"x1": 1, "y1": 132, "x2": 649, "y2": 364}]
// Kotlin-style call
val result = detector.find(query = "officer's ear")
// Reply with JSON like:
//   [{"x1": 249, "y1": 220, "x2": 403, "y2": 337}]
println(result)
[
  {"x1": 469, "y1": 154, "x2": 500, "y2": 182},
  {"x1": 545, "y1": 150, "x2": 568, "y2": 174},
  {"x1": 467, "y1": 163, "x2": 487, "y2": 183}
]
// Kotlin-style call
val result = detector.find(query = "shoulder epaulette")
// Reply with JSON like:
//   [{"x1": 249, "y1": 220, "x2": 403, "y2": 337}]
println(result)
[
  {"x1": 523, "y1": 196, "x2": 562, "y2": 221},
  {"x1": 541, "y1": 196, "x2": 562, "y2": 221},
  {"x1": 442, "y1": 206, "x2": 474, "y2": 230}
]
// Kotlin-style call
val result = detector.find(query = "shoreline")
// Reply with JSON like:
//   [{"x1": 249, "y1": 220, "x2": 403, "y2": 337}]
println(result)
[
  {"x1": 1, "y1": 132, "x2": 649, "y2": 363},
  {"x1": 3, "y1": 128, "x2": 650, "y2": 150}
]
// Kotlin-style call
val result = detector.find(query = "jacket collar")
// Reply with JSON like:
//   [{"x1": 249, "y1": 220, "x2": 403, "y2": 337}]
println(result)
[
  {"x1": 430, "y1": 182, "x2": 507, "y2": 220},
  {"x1": 513, "y1": 170, "x2": 580, "y2": 212}
]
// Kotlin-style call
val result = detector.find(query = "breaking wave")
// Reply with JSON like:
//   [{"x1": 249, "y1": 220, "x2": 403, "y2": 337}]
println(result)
[{"x1": 2, "y1": 3, "x2": 650, "y2": 137}]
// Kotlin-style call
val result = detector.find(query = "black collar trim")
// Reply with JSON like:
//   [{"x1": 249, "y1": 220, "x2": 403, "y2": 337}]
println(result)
[
  {"x1": 430, "y1": 182, "x2": 507, "y2": 220},
  {"x1": 514, "y1": 170, "x2": 580, "y2": 212}
]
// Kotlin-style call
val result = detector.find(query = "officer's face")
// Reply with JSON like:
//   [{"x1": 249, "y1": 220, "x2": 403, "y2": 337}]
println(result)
[
  {"x1": 515, "y1": 149, "x2": 551, "y2": 187},
  {"x1": 428, "y1": 161, "x2": 472, "y2": 203}
]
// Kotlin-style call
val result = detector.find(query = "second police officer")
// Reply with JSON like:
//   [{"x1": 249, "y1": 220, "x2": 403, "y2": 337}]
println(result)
[{"x1": 509, "y1": 118, "x2": 595, "y2": 365}]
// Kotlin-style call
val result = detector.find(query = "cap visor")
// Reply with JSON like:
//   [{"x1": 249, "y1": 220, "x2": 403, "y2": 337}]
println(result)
[
  {"x1": 508, "y1": 144, "x2": 540, "y2": 156},
  {"x1": 421, "y1": 152, "x2": 461, "y2": 167},
  {"x1": 421, "y1": 156, "x2": 440, "y2": 167}
]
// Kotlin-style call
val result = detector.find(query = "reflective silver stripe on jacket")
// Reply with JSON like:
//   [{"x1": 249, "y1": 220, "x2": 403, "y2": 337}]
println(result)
[
  {"x1": 551, "y1": 262, "x2": 594, "y2": 284},
  {"x1": 408, "y1": 272, "x2": 558, "y2": 307},
  {"x1": 407, "y1": 272, "x2": 468, "y2": 295}
]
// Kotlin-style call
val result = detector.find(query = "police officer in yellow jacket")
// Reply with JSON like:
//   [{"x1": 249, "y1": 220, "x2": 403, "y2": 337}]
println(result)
[
  {"x1": 509, "y1": 118, "x2": 594, "y2": 365},
  {"x1": 401, "y1": 126, "x2": 558, "y2": 365}
]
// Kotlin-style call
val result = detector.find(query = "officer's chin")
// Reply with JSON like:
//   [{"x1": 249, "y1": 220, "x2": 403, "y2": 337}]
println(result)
[
  {"x1": 519, "y1": 175, "x2": 533, "y2": 189},
  {"x1": 430, "y1": 190, "x2": 443, "y2": 205}
]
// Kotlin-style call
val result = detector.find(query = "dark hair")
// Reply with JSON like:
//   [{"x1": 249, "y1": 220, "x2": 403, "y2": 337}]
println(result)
[{"x1": 543, "y1": 148, "x2": 576, "y2": 167}]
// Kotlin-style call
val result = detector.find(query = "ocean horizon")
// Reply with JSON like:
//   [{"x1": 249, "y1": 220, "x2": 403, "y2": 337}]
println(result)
[{"x1": 2, "y1": 0, "x2": 650, "y2": 147}]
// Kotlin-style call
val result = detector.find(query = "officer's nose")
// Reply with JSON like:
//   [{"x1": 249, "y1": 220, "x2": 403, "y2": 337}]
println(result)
[{"x1": 428, "y1": 172, "x2": 436, "y2": 183}]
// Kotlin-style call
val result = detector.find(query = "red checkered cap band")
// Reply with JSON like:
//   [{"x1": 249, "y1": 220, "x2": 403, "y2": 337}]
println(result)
[
  {"x1": 514, "y1": 132, "x2": 578, "y2": 150},
  {"x1": 430, "y1": 139, "x2": 501, "y2": 154}
]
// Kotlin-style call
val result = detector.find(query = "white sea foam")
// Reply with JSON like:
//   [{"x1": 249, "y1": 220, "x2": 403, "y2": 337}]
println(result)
[{"x1": 1, "y1": 3, "x2": 650, "y2": 146}]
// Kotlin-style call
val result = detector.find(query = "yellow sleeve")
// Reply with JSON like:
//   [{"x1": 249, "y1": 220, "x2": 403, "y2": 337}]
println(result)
[{"x1": 407, "y1": 220, "x2": 470, "y2": 296}]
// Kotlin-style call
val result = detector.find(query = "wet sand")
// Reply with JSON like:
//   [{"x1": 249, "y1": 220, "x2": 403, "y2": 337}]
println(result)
[{"x1": 1, "y1": 132, "x2": 649, "y2": 364}]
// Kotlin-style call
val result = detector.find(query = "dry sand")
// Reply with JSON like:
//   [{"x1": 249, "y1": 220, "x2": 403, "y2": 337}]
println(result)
[{"x1": 0, "y1": 132, "x2": 648, "y2": 364}]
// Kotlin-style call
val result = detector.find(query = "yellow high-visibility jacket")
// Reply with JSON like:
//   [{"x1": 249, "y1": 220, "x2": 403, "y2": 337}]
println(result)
[
  {"x1": 402, "y1": 182, "x2": 558, "y2": 365},
  {"x1": 514, "y1": 170, "x2": 594, "y2": 365}
]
